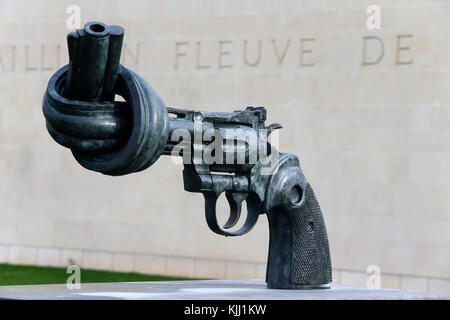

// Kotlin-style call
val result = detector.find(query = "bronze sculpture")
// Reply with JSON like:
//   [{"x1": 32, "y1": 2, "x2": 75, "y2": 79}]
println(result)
[{"x1": 42, "y1": 22, "x2": 332, "y2": 289}]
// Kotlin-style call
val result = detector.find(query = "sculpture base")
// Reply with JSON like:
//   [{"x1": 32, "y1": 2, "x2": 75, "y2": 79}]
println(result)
[{"x1": 0, "y1": 279, "x2": 447, "y2": 300}]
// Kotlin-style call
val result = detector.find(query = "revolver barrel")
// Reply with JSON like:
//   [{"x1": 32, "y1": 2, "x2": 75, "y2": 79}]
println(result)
[{"x1": 64, "y1": 22, "x2": 124, "y2": 102}]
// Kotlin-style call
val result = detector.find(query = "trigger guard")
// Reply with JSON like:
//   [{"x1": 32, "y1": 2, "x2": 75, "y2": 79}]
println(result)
[{"x1": 203, "y1": 191, "x2": 261, "y2": 237}]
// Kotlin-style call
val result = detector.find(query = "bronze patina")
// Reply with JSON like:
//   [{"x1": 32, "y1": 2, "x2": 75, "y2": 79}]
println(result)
[{"x1": 42, "y1": 22, "x2": 332, "y2": 289}]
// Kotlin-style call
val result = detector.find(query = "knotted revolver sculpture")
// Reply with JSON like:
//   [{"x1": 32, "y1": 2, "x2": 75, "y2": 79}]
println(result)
[{"x1": 42, "y1": 22, "x2": 332, "y2": 289}]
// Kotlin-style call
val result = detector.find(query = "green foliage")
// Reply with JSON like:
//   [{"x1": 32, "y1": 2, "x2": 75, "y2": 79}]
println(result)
[{"x1": 0, "y1": 264, "x2": 191, "y2": 286}]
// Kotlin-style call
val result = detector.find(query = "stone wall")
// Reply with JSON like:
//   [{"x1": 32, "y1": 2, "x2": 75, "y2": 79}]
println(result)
[{"x1": 0, "y1": 0, "x2": 448, "y2": 293}]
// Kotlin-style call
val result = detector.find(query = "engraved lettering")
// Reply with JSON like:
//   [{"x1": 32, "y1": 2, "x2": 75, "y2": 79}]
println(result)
[
  {"x1": 0, "y1": 45, "x2": 16, "y2": 71},
  {"x1": 396, "y1": 34, "x2": 413, "y2": 65},
  {"x1": 40, "y1": 45, "x2": 52, "y2": 71},
  {"x1": 362, "y1": 36, "x2": 384, "y2": 66},
  {"x1": 196, "y1": 41, "x2": 211, "y2": 69},
  {"x1": 174, "y1": 41, "x2": 189, "y2": 70},
  {"x1": 243, "y1": 39, "x2": 262, "y2": 67},
  {"x1": 271, "y1": 39, "x2": 291, "y2": 65},
  {"x1": 300, "y1": 38, "x2": 315, "y2": 67},
  {"x1": 218, "y1": 40, "x2": 233, "y2": 69},
  {"x1": 56, "y1": 44, "x2": 61, "y2": 68},
  {"x1": 122, "y1": 42, "x2": 140, "y2": 68},
  {"x1": 25, "y1": 45, "x2": 38, "y2": 71}
]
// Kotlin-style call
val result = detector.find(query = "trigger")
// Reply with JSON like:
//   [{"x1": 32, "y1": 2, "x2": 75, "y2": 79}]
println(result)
[{"x1": 223, "y1": 192, "x2": 247, "y2": 229}]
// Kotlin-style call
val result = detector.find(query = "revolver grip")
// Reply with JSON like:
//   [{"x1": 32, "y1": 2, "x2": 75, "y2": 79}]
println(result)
[{"x1": 265, "y1": 155, "x2": 332, "y2": 289}]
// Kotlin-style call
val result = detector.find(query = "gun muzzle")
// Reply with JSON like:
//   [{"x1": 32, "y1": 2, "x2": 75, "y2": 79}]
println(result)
[{"x1": 43, "y1": 22, "x2": 170, "y2": 176}]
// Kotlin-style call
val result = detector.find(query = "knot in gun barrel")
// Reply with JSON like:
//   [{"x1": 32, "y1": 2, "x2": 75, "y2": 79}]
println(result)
[{"x1": 42, "y1": 22, "x2": 170, "y2": 176}]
